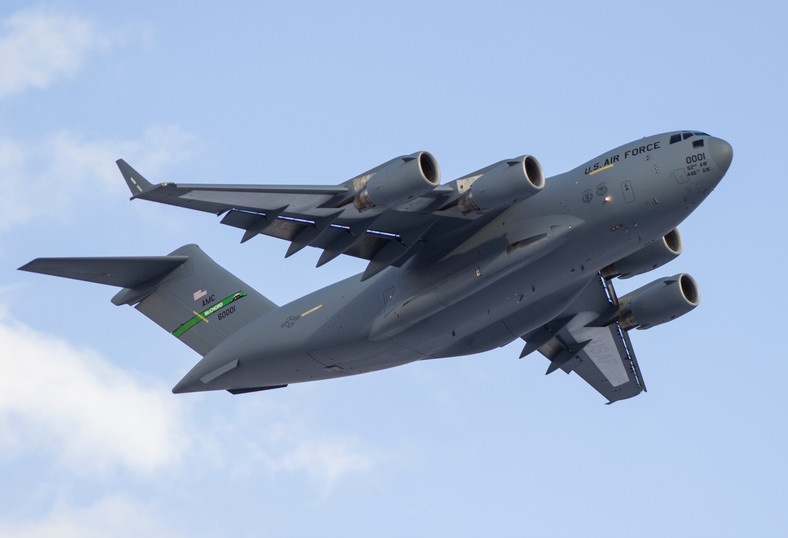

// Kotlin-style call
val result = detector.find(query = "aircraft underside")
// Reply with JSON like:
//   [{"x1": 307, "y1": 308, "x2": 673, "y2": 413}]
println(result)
[{"x1": 20, "y1": 131, "x2": 732, "y2": 403}]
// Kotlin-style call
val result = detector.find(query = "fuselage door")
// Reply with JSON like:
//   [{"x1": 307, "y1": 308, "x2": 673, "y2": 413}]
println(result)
[
  {"x1": 621, "y1": 180, "x2": 636, "y2": 203},
  {"x1": 383, "y1": 286, "x2": 397, "y2": 315}
]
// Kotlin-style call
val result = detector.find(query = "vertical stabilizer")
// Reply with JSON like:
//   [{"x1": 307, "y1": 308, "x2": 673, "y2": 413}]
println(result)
[{"x1": 21, "y1": 244, "x2": 278, "y2": 356}]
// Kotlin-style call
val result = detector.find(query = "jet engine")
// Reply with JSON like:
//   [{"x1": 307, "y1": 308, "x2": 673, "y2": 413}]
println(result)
[
  {"x1": 616, "y1": 273, "x2": 700, "y2": 330},
  {"x1": 353, "y1": 151, "x2": 440, "y2": 211},
  {"x1": 602, "y1": 229, "x2": 683, "y2": 279},
  {"x1": 458, "y1": 155, "x2": 545, "y2": 213}
]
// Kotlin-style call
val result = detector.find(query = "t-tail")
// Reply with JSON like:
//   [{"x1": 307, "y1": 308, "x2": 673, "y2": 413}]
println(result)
[{"x1": 19, "y1": 244, "x2": 278, "y2": 378}]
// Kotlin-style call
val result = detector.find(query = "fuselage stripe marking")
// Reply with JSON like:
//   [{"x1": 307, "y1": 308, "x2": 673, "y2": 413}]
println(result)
[
  {"x1": 589, "y1": 163, "x2": 614, "y2": 175},
  {"x1": 301, "y1": 304, "x2": 323, "y2": 317}
]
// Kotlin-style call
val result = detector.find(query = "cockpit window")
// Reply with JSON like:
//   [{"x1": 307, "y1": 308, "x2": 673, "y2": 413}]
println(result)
[
  {"x1": 692, "y1": 139, "x2": 705, "y2": 148},
  {"x1": 670, "y1": 131, "x2": 709, "y2": 145}
]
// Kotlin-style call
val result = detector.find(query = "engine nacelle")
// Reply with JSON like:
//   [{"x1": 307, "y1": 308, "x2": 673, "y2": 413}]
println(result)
[
  {"x1": 602, "y1": 229, "x2": 683, "y2": 279},
  {"x1": 353, "y1": 151, "x2": 440, "y2": 211},
  {"x1": 617, "y1": 273, "x2": 700, "y2": 330},
  {"x1": 458, "y1": 155, "x2": 545, "y2": 213}
]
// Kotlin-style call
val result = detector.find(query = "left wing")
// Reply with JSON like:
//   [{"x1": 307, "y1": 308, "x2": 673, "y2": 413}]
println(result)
[
  {"x1": 520, "y1": 275, "x2": 646, "y2": 404},
  {"x1": 116, "y1": 158, "x2": 483, "y2": 280}
]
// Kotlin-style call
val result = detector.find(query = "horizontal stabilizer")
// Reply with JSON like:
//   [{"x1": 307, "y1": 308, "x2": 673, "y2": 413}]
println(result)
[{"x1": 19, "y1": 256, "x2": 188, "y2": 288}]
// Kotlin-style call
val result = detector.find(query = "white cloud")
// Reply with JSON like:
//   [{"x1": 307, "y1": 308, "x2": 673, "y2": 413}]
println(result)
[
  {"x1": 0, "y1": 139, "x2": 29, "y2": 232},
  {"x1": 0, "y1": 6, "x2": 112, "y2": 97},
  {"x1": 0, "y1": 496, "x2": 181, "y2": 538},
  {"x1": 0, "y1": 124, "x2": 196, "y2": 233},
  {"x1": 278, "y1": 436, "x2": 378, "y2": 490},
  {"x1": 0, "y1": 313, "x2": 381, "y2": 537},
  {"x1": 221, "y1": 403, "x2": 381, "y2": 492},
  {"x1": 0, "y1": 310, "x2": 190, "y2": 474},
  {"x1": 45, "y1": 124, "x2": 197, "y2": 190},
  {"x1": 0, "y1": 304, "x2": 380, "y2": 485}
]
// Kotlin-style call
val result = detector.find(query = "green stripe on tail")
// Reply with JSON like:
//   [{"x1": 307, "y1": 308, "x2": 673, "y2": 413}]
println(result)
[{"x1": 173, "y1": 291, "x2": 247, "y2": 338}]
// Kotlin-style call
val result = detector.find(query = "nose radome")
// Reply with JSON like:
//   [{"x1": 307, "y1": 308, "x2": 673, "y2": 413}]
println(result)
[{"x1": 711, "y1": 138, "x2": 733, "y2": 173}]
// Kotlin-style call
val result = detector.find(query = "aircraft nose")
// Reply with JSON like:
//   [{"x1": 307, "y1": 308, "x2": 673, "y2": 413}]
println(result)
[{"x1": 710, "y1": 138, "x2": 733, "y2": 173}]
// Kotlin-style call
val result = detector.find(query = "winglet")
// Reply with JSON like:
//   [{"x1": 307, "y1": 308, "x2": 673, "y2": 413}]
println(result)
[{"x1": 116, "y1": 159, "x2": 154, "y2": 196}]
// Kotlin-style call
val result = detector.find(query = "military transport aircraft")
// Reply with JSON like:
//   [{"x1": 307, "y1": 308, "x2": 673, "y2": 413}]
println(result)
[{"x1": 20, "y1": 131, "x2": 732, "y2": 403}]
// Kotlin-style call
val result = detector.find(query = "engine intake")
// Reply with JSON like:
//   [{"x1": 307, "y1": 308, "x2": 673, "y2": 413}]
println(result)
[
  {"x1": 353, "y1": 151, "x2": 440, "y2": 211},
  {"x1": 602, "y1": 229, "x2": 683, "y2": 279},
  {"x1": 617, "y1": 273, "x2": 700, "y2": 330},
  {"x1": 458, "y1": 155, "x2": 545, "y2": 213}
]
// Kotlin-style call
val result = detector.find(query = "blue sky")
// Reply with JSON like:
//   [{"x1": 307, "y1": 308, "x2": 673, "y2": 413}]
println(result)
[{"x1": 2, "y1": 1, "x2": 786, "y2": 536}]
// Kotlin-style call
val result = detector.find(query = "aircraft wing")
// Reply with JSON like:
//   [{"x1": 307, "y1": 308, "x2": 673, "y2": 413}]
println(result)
[
  {"x1": 520, "y1": 276, "x2": 646, "y2": 404},
  {"x1": 117, "y1": 159, "x2": 479, "y2": 280}
]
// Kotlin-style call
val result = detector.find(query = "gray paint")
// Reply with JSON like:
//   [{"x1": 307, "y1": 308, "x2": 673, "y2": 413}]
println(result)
[{"x1": 20, "y1": 131, "x2": 733, "y2": 403}]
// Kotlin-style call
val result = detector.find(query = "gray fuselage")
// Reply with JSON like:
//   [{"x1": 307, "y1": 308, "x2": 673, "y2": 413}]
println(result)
[{"x1": 173, "y1": 132, "x2": 731, "y2": 393}]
